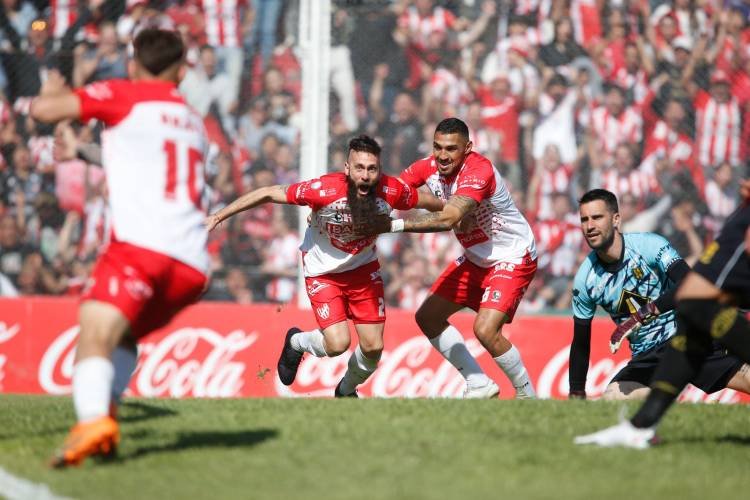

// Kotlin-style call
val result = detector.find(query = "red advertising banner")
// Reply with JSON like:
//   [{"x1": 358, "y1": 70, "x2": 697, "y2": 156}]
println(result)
[{"x1": 0, "y1": 297, "x2": 747, "y2": 402}]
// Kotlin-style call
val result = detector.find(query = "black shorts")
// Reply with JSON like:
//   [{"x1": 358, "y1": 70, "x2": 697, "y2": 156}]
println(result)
[
  {"x1": 610, "y1": 341, "x2": 743, "y2": 393},
  {"x1": 693, "y1": 204, "x2": 750, "y2": 308}
]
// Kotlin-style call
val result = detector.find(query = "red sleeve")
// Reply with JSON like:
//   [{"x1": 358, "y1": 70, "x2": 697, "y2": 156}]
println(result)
[
  {"x1": 380, "y1": 175, "x2": 418, "y2": 211},
  {"x1": 399, "y1": 158, "x2": 431, "y2": 187},
  {"x1": 454, "y1": 155, "x2": 495, "y2": 203},
  {"x1": 286, "y1": 173, "x2": 343, "y2": 210},
  {"x1": 74, "y1": 80, "x2": 133, "y2": 126}
]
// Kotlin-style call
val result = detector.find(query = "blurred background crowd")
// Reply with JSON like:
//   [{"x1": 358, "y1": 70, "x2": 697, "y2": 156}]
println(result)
[{"x1": 0, "y1": 0, "x2": 748, "y2": 313}]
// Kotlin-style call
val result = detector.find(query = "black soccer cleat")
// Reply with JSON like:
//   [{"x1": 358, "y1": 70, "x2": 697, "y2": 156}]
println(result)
[
  {"x1": 334, "y1": 380, "x2": 358, "y2": 398},
  {"x1": 277, "y1": 327, "x2": 304, "y2": 386}
]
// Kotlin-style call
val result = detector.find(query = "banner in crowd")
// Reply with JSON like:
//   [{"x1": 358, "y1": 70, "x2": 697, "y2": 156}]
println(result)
[{"x1": 0, "y1": 297, "x2": 746, "y2": 403}]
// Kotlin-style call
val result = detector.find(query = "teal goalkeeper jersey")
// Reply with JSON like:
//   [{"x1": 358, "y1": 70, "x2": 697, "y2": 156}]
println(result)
[{"x1": 572, "y1": 233, "x2": 682, "y2": 356}]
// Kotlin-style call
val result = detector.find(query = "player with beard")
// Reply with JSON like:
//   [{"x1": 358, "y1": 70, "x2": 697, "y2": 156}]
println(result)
[
  {"x1": 367, "y1": 117, "x2": 539, "y2": 399},
  {"x1": 206, "y1": 135, "x2": 442, "y2": 396},
  {"x1": 569, "y1": 189, "x2": 750, "y2": 401}
]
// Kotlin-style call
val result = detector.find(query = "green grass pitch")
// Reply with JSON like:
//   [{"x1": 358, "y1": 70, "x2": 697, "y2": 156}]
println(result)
[{"x1": 0, "y1": 395, "x2": 747, "y2": 499}]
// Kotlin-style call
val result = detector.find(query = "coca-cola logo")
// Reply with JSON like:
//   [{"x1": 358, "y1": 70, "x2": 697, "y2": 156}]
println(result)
[
  {"x1": 536, "y1": 345, "x2": 741, "y2": 403},
  {"x1": 276, "y1": 337, "x2": 487, "y2": 398},
  {"x1": 39, "y1": 326, "x2": 258, "y2": 398},
  {"x1": 0, "y1": 321, "x2": 20, "y2": 388}
]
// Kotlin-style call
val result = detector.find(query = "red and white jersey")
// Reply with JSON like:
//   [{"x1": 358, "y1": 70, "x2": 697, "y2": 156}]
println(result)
[
  {"x1": 531, "y1": 163, "x2": 574, "y2": 221},
  {"x1": 200, "y1": 0, "x2": 245, "y2": 48},
  {"x1": 642, "y1": 120, "x2": 694, "y2": 166},
  {"x1": 429, "y1": 68, "x2": 473, "y2": 110},
  {"x1": 401, "y1": 152, "x2": 537, "y2": 268},
  {"x1": 533, "y1": 215, "x2": 582, "y2": 277},
  {"x1": 704, "y1": 180, "x2": 738, "y2": 220},
  {"x1": 398, "y1": 6, "x2": 456, "y2": 51},
  {"x1": 286, "y1": 172, "x2": 418, "y2": 277},
  {"x1": 601, "y1": 168, "x2": 659, "y2": 201},
  {"x1": 74, "y1": 80, "x2": 210, "y2": 275},
  {"x1": 694, "y1": 92, "x2": 741, "y2": 168},
  {"x1": 50, "y1": 0, "x2": 78, "y2": 39},
  {"x1": 570, "y1": 0, "x2": 602, "y2": 47},
  {"x1": 612, "y1": 67, "x2": 649, "y2": 106},
  {"x1": 589, "y1": 105, "x2": 643, "y2": 160}
]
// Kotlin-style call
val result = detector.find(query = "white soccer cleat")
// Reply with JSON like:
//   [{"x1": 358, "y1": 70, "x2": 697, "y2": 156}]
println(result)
[
  {"x1": 574, "y1": 420, "x2": 656, "y2": 450},
  {"x1": 462, "y1": 380, "x2": 500, "y2": 399},
  {"x1": 514, "y1": 382, "x2": 537, "y2": 399}
]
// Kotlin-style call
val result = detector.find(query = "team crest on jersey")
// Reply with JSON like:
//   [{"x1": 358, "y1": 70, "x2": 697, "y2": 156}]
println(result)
[
  {"x1": 616, "y1": 289, "x2": 648, "y2": 315},
  {"x1": 316, "y1": 303, "x2": 330, "y2": 320},
  {"x1": 632, "y1": 266, "x2": 644, "y2": 280},
  {"x1": 700, "y1": 241, "x2": 719, "y2": 265}
]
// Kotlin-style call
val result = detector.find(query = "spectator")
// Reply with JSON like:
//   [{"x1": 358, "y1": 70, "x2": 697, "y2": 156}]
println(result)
[{"x1": 180, "y1": 44, "x2": 237, "y2": 130}]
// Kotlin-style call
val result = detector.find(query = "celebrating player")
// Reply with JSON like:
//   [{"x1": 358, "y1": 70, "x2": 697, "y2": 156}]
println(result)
[
  {"x1": 369, "y1": 118, "x2": 538, "y2": 398},
  {"x1": 576, "y1": 182, "x2": 750, "y2": 448},
  {"x1": 206, "y1": 135, "x2": 442, "y2": 397},
  {"x1": 31, "y1": 30, "x2": 211, "y2": 466},
  {"x1": 569, "y1": 189, "x2": 750, "y2": 400}
]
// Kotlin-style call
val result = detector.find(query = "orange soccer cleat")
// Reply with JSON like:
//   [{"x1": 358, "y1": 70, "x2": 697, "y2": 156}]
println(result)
[{"x1": 50, "y1": 416, "x2": 120, "y2": 468}]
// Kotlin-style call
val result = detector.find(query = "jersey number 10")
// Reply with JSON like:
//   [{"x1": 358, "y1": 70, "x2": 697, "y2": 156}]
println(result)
[{"x1": 163, "y1": 139, "x2": 204, "y2": 209}]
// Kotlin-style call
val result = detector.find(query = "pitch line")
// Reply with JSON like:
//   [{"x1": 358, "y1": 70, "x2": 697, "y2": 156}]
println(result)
[{"x1": 0, "y1": 466, "x2": 72, "y2": 500}]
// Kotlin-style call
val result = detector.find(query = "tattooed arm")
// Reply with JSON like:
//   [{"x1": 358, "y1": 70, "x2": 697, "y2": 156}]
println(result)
[
  {"x1": 401, "y1": 195, "x2": 477, "y2": 233},
  {"x1": 206, "y1": 185, "x2": 289, "y2": 231}
]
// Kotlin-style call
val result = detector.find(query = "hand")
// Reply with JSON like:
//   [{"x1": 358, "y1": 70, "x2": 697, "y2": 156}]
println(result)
[
  {"x1": 205, "y1": 214, "x2": 223, "y2": 232},
  {"x1": 610, "y1": 300, "x2": 659, "y2": 353},
  {"x1": 568, "y1": 390, "x2": 586, "y2": 400}
]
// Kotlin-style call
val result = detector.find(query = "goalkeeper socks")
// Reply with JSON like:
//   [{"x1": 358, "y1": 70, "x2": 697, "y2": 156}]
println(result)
[
  {"x1": 429, "y1": 325, "x2": 489, "y2": 388},
  {"x1": 338, "y1": 345, "x2": 379, "y2": 395},
  {"x1": 291, "y1": 329, "x2": 328, "y2": 357},
  {"x1": 111, "y1": 345, "x2": 137, "y2": 404},
  {"x1": 494, "y1": 345, "x2": 536, "y2": 398},
  {"x1": 73, "y1": 356, "x2": 114, "y2": 423}
]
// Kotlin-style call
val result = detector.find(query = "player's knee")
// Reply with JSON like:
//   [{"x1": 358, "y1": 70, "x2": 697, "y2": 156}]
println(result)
[
  {"x1": 472, "y1": 317, "x2": 500, "y2": 343},
  {"x1": 415, "y1": 306, "x2": 437, "y2": 335},
  {"x1": 358, "y1": 338, "x2": 383, "y2": 358}
]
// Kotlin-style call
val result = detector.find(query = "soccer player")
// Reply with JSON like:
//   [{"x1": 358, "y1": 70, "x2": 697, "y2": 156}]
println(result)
[
  {"x1": 569, "y1": 189, "x2": 750, "y2": 401},
  {"x1": 31, "y1": 30, "x2": 211, "y2": 466},
  {"x1": 575, "y1": 181, "x2": 750, "y2": 448},
  {"x1": 206, "y1": 135, "x2": 442, "y2": 397},
  {"x1": 371, "y1": 117, "x2": 538, "y2": 398}
]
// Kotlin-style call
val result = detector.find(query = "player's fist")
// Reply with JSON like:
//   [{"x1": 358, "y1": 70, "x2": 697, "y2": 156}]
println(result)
[{"x1": 610, "y1": 300, "x2": 659, "y2": 353}]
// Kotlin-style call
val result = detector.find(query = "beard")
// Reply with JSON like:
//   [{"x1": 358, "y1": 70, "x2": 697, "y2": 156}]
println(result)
[
  {"x1": 347, "y1": 177, "x2": 379, "y2": 226},
  {"x1": 588, "y1": 228, "x2": 616, "y2": 251}
]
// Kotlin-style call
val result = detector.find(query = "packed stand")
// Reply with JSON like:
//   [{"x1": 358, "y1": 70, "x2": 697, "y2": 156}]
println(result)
[{"x1": 0, "y1": 0, "x2": 747, "y2": 313}]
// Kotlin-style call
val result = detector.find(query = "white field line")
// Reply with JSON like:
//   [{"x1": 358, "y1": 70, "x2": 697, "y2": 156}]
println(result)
[{"x1": 0, "y1": 466, "x2": 72, "y2": 500}]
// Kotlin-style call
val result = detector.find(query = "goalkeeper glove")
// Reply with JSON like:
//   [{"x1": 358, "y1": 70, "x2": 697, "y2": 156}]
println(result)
[{"x1": 610, "y1": 299, "x2": 660, "y2": 353}]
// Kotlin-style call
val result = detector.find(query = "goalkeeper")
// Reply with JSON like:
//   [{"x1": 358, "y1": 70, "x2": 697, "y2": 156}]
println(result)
[{"x1": 568, "y1": 189, "x2": 750, "y2": 400}]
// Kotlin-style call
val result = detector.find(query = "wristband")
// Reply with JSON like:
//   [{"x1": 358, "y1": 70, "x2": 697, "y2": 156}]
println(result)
[{"x1": 390, "y1": 219, "x2": 405, "y2": 233}]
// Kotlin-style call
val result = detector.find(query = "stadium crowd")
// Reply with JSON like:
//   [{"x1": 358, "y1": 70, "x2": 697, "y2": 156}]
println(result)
[{"x1": 0, "y1": 0, "x2": 748, "y2": 312}]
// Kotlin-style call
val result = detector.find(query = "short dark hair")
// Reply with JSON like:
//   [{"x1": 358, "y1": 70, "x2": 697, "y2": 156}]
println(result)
[
  {"x1": 348, "y1": 134, "x2": 381, "y2": 156},
  {"x1": 435, "y1": 117, "x2": 470, "y2": 140},
  {"x1": 578, "y1": 189, "x2": 619, "y2": 213},
  {"x1": 133, "y1": 29, "x2": 185, "y2": 76}
]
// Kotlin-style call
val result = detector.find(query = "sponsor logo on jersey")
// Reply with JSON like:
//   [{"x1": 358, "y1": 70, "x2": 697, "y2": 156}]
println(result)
[
  {"x1": 616, "y1": 289, "x2": 649, "y2": 316},
  {"x1": 456, "y1": 227, "x2": 489, "y2": 247},
  {"x1": 382, "y1": 185, "x2": 397, "y2": 196},
  {"x1": 316, "y1": 303, "x2": 330, "y2": 320},
  {"x1": 491, "y1": 290, "x2": 501, "y2": 302},
  {"x1": 632, "y1": 266, "x2": 644, "y2": 280}
]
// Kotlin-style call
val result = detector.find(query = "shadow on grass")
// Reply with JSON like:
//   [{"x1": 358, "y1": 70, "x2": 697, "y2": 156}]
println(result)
[
  {"x1": 664, "y1": 434, "x2": 750, "y2": 446},
  {"x1": 118, "y1": 400, "x2": 179, "y2": 424},
  {"x1": 122, "y1": 429, "x2": 279, "y2": 460}
]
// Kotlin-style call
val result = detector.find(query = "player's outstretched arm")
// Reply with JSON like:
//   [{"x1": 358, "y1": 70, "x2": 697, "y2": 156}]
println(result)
[
  {"x1": 415, "y1": 187, "x2": 444, "y2": 212},
  {"x1": 30, "y1": 70, "x2": 81, "y2": 123},
  {"x1": 206, "y1": 185, "x2": 289, "y2": 231},
  {"x1": 393, "y1": 195, "x2": 476, "y2": 233}
]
